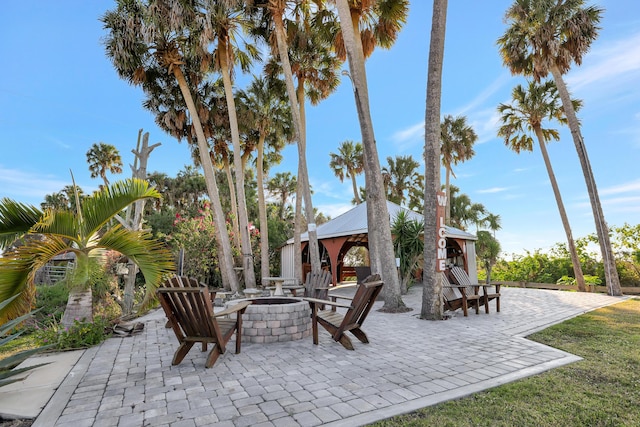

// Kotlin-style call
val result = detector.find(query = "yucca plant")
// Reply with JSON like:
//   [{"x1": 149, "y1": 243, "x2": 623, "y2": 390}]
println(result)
[
  {"x1": 0, "y1": 294, "x2": 52, "y2": 388},
  {"x1": 0, "y1": 178, "x2": 176, "y2": 323}
]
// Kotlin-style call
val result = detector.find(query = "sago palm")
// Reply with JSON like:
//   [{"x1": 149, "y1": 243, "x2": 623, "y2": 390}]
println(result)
[{"x1": 0, "y1": 179, "x2": 175, "y2": 322}]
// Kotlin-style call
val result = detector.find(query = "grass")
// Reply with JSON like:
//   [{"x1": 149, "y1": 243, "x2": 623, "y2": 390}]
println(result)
[{"x1": 370, "y1": 298, "x2": 640, "y2": 427}]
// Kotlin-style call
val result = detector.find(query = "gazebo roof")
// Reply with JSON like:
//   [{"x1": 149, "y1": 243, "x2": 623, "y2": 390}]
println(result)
[{"x1": 288, "y1": 200, "x2": 477, "y2": 244}]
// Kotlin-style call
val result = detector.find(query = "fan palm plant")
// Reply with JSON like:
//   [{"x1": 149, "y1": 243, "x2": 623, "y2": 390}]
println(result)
[{"x1": 0, "y1": 179, "x2": 175, "y2": 323}]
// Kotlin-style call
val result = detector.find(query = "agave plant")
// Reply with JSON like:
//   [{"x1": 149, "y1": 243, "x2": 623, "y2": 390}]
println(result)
[
  {"x1": 0, "y1": 294, "x2": 52, "y2": 388},
  {"x1": 0, "y1": 178, "x2": 176, "y2": 322}
]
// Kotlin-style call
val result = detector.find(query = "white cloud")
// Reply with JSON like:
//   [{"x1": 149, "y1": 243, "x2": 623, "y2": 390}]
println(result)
[
  {"x1": 0, "y1": 166, "x2": 69, "y2": 203},
  {"x1": 600, "y1": 179, "x2": 640, "y2": 196},
  {"x1": 477, "y1": 187, "x2": 510, "y2": 194},
  {"x1": 315, "y1": 202, "x2": 353, "y2": 220},
  {"x1": 568, "y1": 32, "x2": 640, "y2": 91},
  {"x1": 391, "y1": 121, "x2": 424, "y2": 150}
]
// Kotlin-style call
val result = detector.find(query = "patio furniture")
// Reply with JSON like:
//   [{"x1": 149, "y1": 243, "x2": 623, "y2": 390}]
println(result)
[
  {"x1": 157, "y1": 276, "x2": 252, "y2": 368},
  {"x1": 304, "y1": 274, "x2": 383, "y2": 350},
  {"x1": 354, "y1": 266, "x2": 372, "y2": 284},
  {"x1": 449, "y1": 266, "x2": 501, "y2": 314},
  {"x1": 442, "y1": 271, "x2": 483, "y2": 316},
  {"x1": 304, "y1": 269, "x2": 333, "y2": 300}
]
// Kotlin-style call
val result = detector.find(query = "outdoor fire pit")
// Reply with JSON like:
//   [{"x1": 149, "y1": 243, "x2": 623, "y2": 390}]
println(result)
[{"x1": 226, "y1": 297, "x2": 312, "y2": 343}]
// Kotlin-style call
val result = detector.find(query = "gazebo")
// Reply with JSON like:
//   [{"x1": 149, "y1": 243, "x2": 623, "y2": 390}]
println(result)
[{"x1": 280, "y1": 201, "x2": 478, "y2": 285}]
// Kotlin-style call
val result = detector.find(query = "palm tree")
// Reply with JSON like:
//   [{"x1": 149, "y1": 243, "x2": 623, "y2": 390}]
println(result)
[
  {"x1": 41, "y1": 192, "x2": 69, "y2": 211},
  {"x1": 498, "y1": 79, "x2": 587, "y2": 292},
  {"x1": 483, "y1": 213, "x2": 502, "y2": 238},
  {"x1": 324, "y1": 0, "x2": 409, "y2": 62},
  {"x1": 334, "y1": 0, "x2": 407, "y2": 312},
  {"x1": 440, "y1": 115, "x2": 477, "y2": 224},
  {"x1": 0, "y1": 179, "x2": 175, "y2": 323},
  {"x1": 237, "y1": 75, "x2": 293, "y2": 285},
  {"x1": 103, "y1": 0, "x2": 239, "y2": 292},
  {"x1": 381, "y1": 155, "x2": 420, "y2": 206},
  {"x1": 476, "y1": 230, "x2": 501, "y2": 285},
  {"x1": 329, "y1": 140, "x2": 364, "y2": 204},
  {"x1": 86, "y1": 142, "x2": 123, "y2": 188},
  {"x1": 421, "y1": 0, "x2": 448, "y2": 320},
  {"x1": 266, "y1": 172, "x2": 297, "y2": 220},
  {"x1": 207, "y1": 1, "x2": 262, "y2": 288},
  {"x1": 248, "y1": 0, "x2": 323, "y2": 279},
  {"x1": 498, "y1": 0, "x2": 622, "y2": 296}
]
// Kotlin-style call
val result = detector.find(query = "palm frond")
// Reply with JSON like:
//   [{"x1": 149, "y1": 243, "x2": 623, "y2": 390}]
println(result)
[
  {"x1": 81, "y1": 179, "x2": 161, "y2": 235},
  {"x1": 97, "y1": 227, "x2": 175, "y2": 309},
  {"x1": 33, "y1": 210, "x2": 80, "y2": 242},
  {"x1": 0, "y1": 236, "x2": 70, "y2": 322},
  {"x1": 0, "y1": 198, "x2": 42, "y2": 250}
]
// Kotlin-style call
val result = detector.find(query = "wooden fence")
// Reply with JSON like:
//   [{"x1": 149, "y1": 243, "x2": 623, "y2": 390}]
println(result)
[{"x1": 491, "y1": 281, "x2": 640, "y2": 295}]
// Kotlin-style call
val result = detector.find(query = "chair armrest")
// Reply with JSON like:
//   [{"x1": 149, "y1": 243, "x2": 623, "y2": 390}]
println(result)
[
  {"x1": 328, "y1": 294, "x2": 353, "y2": 301},
  {"x1": 303, "y1": 297, "x2": 353, "y2": 310},
  {"x1": 214, "y1": 300, "x2": 252, "y2": 317}
]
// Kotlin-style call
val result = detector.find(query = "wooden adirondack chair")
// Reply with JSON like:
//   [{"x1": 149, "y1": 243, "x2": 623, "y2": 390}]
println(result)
[
  {"x1": 449, "y1": 266, "x2": 501, "y2": 314},
  {"x1": 304, "y1": 274, "x2": 383, "y2": 350},
  {"x1": 441, "y1": 272, "x2": 482, "y2": 316},
  {"x1": 303, "y1": 269, "x2": 333, "y2": 300},
  {"x1": 157, "y1": 276, "x2": 251, "y2": 368}
]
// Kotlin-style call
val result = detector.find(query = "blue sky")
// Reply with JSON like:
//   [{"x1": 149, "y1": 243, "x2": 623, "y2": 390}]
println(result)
[{"x1": 1, "y1": 1, "x2": 639, "y2": 257}]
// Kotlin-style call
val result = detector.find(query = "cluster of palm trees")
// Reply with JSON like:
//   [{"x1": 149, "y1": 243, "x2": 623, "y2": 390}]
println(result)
[
  {"x1": 101, "y1": 0, "x2": 412, "y2": 310},
  {"x1": 497, "y1": 0, "x2": 622, "y2": 296}
]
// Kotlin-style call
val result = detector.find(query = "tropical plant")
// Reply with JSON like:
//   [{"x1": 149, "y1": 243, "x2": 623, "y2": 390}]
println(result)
[
  {"x1": 86, "y1": 142, "x2": 123, "y2": 188},
  {"x1": 0, "y1": 179, "x2": 175, "y2": 322},
  {"x1": 476, "y1": 230, "x2": 501, "y2": 285},
  {"x1": 103, "y1": 0, "x2": 240, "y2": 292},
  {"x1": 440, "y1": 115, "x2": 477, "y2": 224},
  {"x1": 249, "y1": 0, "x2": 323, "y2": 280},
  {"x1": 382, "y1": 155, "x2": 420, "y2": 207},
  {"x1": 329, "y1": 140, "x2": 364, "y2": 204},
  {"x1": 420, "y1": 0, "x2": 448, "y2": 320},
  {"x1": 498, "y1": 0, "x2": 621, "y2": 296},
  {"x1": 333, "y1": 0, "x2": 409, "y2": 312},
  {"x1": 237, "y1": 75, "x2": 293, "y2": 285},
  {"x1": 0, "y1": 294, "x2": 53, "y2": 388},
  {"x1": 207, "y1": 0, "x2": 261, "y2": 289},
  {"x1": 266, "y1": 172, "x2": 298, "y2": 220},
  {"x1": 498, "y1": 79, "x2": 587, "y2": 292},
  {"x1": 391, "y1": 211, "x2": 424, "y2": 294}
]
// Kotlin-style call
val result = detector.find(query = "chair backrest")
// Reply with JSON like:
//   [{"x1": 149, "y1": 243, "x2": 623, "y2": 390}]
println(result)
[
  {"x1": 354, "y1": 266, "x2": 372, "y2": 284},
  {"x1": 440, "y1": 272, "x2": 462, "y2": 301},
  {"x1": 157, "y1": 276, "x2": 220, "y2": 343},
  {"x1": 304, "y1": 269, "x2": 332, "y2": 298},
  {"x1": 341, "y1": 274, "x2": 383, "y2": 329},
  {"x1": 449, "y1": 266, "x2": 476, "y2": 293}
]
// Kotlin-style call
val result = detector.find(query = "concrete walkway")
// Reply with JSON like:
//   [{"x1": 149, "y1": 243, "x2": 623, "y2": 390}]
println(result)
[{"x1": 18, "y1": 286, "x2": 627, "y2": 426}]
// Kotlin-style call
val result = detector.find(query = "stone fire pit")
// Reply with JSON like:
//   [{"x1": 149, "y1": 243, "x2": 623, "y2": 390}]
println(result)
[{"x1": 226, "y1": 297, "x2": 312, "y2": 343}]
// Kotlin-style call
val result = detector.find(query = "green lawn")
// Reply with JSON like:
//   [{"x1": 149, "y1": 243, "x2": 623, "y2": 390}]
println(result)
[{"x1": 370, "y1": 298, "x2": 640, "y2": 427}]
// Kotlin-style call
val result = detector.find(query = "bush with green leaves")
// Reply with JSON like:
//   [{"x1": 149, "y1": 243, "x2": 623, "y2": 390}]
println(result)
[{"x1": 35, "y1": 315, "x2": 110, "y2": 350}]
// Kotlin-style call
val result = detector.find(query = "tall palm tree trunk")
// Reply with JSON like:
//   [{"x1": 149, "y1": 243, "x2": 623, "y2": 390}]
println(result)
[
  {"x1": 219, "y1": 44, "x2": 257, "y2": 289},
  {"x1": 350, "y1": 170, "x2": 361, "y2": 204},
  {"x1": 219, "y1": 152, "x2": 242, "y2": 251},
  {"x1": 335, "y1": 0, "x2": 405, "y2": 311},
  {"x1": 172, "y1": 65, "x2": 237, "y2": 292},
  {"x1": 422, "y1": 0, "x2": 448, "y2": 320},
  {"x1": 257, "y1": 134, "x2": 270, "y2": 285},
  {"x1": 550, "y1": 65, "x2": 621, "y2": 296},
  {"x1": 272, "y1": 11, "x2": 321, "y2": 276},
  {"x1": 534, "y1": 127, "x2": 586, "y2": 292},
  {"x1": 444, "y1": 166, "x2": 451, "y2": 225}
]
